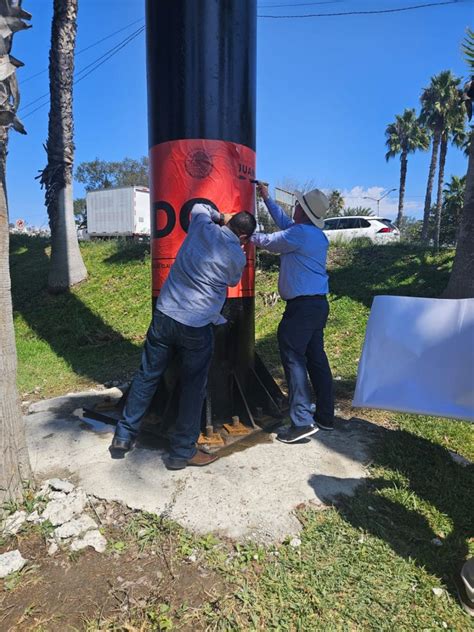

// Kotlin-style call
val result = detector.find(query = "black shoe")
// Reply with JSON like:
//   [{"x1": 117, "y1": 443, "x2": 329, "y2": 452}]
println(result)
[
  {"x1": 110, "y1": 436, "x2": 133, "y2": 452},
  {"x1": 315, "y1": 418, "x2": 334, "y2": 431},
  {"x1": 164, "y1": 456, "x2": 187, "y2": 470},
  {"x1": 277, "y1": 425, "x2": 318, "y2": 443}
]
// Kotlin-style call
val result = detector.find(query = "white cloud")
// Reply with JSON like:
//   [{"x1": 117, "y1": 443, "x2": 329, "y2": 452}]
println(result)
[{"x1": 328, "y1": 186, "x2": 422, "y2": 219}]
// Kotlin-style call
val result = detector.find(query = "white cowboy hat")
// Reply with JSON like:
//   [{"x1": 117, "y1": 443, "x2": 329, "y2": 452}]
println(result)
[{"x1": 294, "y1": 188, "x2": 329, "y2": 229}]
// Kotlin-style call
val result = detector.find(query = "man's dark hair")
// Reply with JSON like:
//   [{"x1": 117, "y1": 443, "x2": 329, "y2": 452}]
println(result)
[{"x1": 228, "y1": 211, "x2": 256, "y2": 237}]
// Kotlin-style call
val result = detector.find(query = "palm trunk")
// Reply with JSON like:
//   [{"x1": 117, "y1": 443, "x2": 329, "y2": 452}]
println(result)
[
  {"x1": 396, "y1": 150, "x2": 408, "y2": 227},
  {"x1": 42, "y1": 0, "x2": 87, "y2": 292},
  {"x1": 433, "y1": 135, "x2": 448, "y2": 251},
  {"x1": 0, "y1": 139, "x2": 32, "y2": 511},
  {"x1": 443, "y1": 132, "x2": 474, "y2": 298},
  {"x1": 421, "y1": 131, "x2": 441, "y2": 243},
  {"x1": 0, "y1": 0, "x2": 32, "y2": 511}
]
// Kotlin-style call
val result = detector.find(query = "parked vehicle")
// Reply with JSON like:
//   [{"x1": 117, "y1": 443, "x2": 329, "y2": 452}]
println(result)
[
  {"x1": 323, "y1": 216, "x2": 400, "y2": 244},
  {"x1": 86, "y1": 186, "x2": 150, "y2": 238},
  {"x1": 76, "y1": 225, "x2": 90, "y2": 241}
]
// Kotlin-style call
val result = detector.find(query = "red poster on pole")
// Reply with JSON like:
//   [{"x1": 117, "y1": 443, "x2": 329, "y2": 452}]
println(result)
[{"x1": 149, "y1": 139, "x2": 256, "y2": 299}]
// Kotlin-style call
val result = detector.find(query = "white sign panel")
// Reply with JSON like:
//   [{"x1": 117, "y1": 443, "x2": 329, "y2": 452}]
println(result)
[
  {"x1": 275, "y1": 187, "x2": 295, "y2": 208},
  {"x1": 353, "y1": 296, "x2": 474, "y2": 422}
]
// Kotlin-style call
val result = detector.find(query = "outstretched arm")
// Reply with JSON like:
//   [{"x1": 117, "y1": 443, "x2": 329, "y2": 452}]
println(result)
[
  {"x1": 264, "y1": 198, "x2": 294, "y2": 231},
  {"x1": 251, "y1": 228, "x2": 298, "y2": 254},
  {"x1": 257, "y1": 182, "x2": 294, "y2": 230}
]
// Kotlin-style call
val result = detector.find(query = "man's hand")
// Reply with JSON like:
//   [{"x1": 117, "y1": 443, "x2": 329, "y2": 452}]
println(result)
[{"x1": 256, "y1": 182, "x2": 269, "y2": 200}]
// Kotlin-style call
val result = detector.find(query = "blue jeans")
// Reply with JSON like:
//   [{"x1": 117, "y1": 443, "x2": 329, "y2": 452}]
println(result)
[
  {"x1": 277, "y1": 296, "x2": 334, "y2": 427},
  {"x1": 114, "y1": 310, "x2": 214, "y2": 460}
]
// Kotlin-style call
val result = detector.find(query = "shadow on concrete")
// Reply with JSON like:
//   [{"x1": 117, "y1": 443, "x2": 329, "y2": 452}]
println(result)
[
  {"x1": 10, "y1": 234, "x2": 142, "y2": 386},
  {"x1": 309, "y1": 417, "x2": 474, "y2": 598}
]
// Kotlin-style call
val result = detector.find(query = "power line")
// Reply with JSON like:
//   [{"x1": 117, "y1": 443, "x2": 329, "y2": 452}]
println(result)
[
  {"x1": 20, "y1": 25, "x2": 144, "y2": 112},
  {"x1": 20, "y1": 17, "x2": 145, "y2": 85},
  {"x1": 21, "y1": 27, "x2": 144, "y2": 121},
  {"x1": 19, "y1": 0, "x2": 469, "y2": 120},
  {"x1": 258, "y1": 0, "x2": 464, "y2": 18},
  {"x1": 74, "y1": 27, "x2": 145, "y2": 87},
  {"x1": 20, "y1": 26, "x2": 144, "y2": 116},
  {"x1": 258, "y1": 1, "x2": 342, "y2": 6}
]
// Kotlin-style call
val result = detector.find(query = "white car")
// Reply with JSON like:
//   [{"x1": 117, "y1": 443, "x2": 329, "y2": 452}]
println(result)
[{"x1": 323, "y1": 216, "x2": 400, "y2": 244}]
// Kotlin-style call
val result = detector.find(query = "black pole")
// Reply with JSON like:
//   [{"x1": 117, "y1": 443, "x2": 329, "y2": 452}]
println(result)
[{"x1": 145, "y1": 0, "x2": 283, "y2": 431}]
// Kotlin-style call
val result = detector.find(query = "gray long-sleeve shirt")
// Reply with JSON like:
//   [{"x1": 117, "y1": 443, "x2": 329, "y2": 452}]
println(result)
[{"x1": 156, "y1": 204, "x2": 246, "y2": 327}]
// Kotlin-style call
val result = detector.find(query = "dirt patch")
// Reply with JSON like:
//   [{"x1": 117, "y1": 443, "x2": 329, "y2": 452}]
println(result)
[{"x1": 0, "y1": 504, "x2": 225, "y2": 631}]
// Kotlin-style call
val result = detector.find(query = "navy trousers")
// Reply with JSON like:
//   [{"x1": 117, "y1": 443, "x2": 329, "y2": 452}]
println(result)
[
  {"x1": 114, "y1": 310, "x2": 214, "y2": 460},
  {"x1": 277, "y1": 296, "x2": 334, "y2": 427}
]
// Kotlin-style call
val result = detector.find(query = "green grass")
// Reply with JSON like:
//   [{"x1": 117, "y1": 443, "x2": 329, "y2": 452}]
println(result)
[
  {"x1": 9, "y1": 235, "x2": 474, "y2": 630},
  {"x1": 11, "y1": 235, "x2": 148, "y2": 397}
]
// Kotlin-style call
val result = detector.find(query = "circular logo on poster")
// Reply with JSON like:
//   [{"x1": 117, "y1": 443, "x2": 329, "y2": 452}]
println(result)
[{"x1": 185, "y1": 149, "x2": 213, "y2": 179}]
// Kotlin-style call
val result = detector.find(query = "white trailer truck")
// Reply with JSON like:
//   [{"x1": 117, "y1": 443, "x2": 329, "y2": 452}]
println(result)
[{"x1": 86, "y1": 186, "x2": 150, "y2": 238}]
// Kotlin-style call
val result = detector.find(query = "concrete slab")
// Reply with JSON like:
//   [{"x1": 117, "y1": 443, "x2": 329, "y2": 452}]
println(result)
[{"x1": 25, "y1": 391, "x2": 375, "y2": 543}]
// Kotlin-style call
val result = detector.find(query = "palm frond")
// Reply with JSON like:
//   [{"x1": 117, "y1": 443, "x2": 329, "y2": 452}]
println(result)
[{"x1": 461, "y1": 28, "x2": 474, "y2": 71}]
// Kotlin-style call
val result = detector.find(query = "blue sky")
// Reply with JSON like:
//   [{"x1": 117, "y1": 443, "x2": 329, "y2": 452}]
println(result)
[{"x1": 8, "y1": 0, "x2": 473, "y2": 226}]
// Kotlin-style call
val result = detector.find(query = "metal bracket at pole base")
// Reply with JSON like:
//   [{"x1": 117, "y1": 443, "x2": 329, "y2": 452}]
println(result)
[{"x1": 81, "y1": 352, "x2": 287, "y2": 455}]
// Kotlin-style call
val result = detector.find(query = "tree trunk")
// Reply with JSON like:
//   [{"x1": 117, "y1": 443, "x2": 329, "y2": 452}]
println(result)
[
  {"x1": 396, "y1": 151, "x2": 408, "y2": 227},
  {"x1": 443, "y1": 132, "x2": 474, "y2": 298},
  {"x1": 0, "y1": 0, "x2": 32, "y2": 512},
  {"x1": 0, "y1": 140, "x2": 31, "y2": 512},
  {"x1": 433, "y1": 135, "x2": 448, "y2": 251},
  {"x1": 421, "y1": 131, "x2": 441, "y2": 243},
  {"x1": 42, "y1": 0, "x2": 87, "y2": 292}
]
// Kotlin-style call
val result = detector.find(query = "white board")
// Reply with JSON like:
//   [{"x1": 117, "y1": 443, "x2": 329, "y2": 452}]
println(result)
[
  {"x1": 275, "y1": 187, "x2": 295, "y2": 208},
  {"x1": 352, "y1": 296, "x2": 474, "y2": 422}
]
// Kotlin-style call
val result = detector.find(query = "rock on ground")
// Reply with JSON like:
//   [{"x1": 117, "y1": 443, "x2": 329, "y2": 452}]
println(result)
[
  {"x1": 2, "y1": 511, "x2": 27, "y2": 536},
  {"x1": 47, "y1": 478, "x2": 75, "y2": 494},
  {"x1": 0, "y1": 550, "x2": 27, "y2": 578},
  {"x1": 42, "y1": 489, "x2": 87, "y2": 526},
  {"x1": 47, "y1": 541, "x2": 58, "y2": 556},
  {"x1": 26, "y1": 510, "x2": 44, "y2": 524},
  {"x1": 54, "y1": 514, "x2": 97, "y2": 539},
  {"x1": 70, "y1": 530, "x2": 107, "y2": 553}
]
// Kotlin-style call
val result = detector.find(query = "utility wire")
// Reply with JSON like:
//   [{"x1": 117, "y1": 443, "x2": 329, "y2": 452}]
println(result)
[
  {"x1": 20, "y1": 17, "x2": 145, "y2": 85},
  {"x1": 19, "y1": 1, "x2": 468, "y2": 119},
  {"x1": 21, "y1": 26, "x2": 144, "y2": 120},
  {"x1": 258, "y1": 1, "x2": 342, "y2": 6},
  {"x1": 74, "y1": 27, "x2": 145, "y2": 87},
  {"x1": 20, "y1": 26, "x2": 144, "y2": 116},
  {"x1": 258, "y1": 0, "x2": 464, "y2": 18}
]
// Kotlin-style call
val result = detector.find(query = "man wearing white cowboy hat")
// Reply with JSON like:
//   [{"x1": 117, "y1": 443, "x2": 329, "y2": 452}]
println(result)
[{"x1": 252, "y1": 183, "x2": 334, "y2": 443}]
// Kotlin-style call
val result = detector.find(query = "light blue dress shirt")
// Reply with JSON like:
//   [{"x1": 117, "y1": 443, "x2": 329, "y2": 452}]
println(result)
[
  {"x1": 251, "y1": 197, "x2": 329, "y2": 300},
  {"x1": 157, "y1": 204, "x2": 246, "y2": 327}
]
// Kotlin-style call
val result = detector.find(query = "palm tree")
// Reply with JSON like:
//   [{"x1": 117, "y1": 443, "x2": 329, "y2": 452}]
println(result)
[
  {"x1": 38, "y1": 0, "x2": 87, "y2": 292},
  {"x1": 420, "y1": 71, "x2": 465, "y2": 244},
  {"x1": 433, "y1": 91, "x2": 466, "y2": 249},
  {"x1": 440, "y1": 175, "x2": 465, "y2": 246},
  {"x1": 443, "y1": 30, "x2": 474, "y2": 297},
  {"x1": 0, "y1": 1, "x2": 32, "y2": 509},
  {"x1": 328, "y1": 190, "x2": 345, "y2": 217},
  {"x1": 385, "y1": 109, "x2": 429, "y2": 227}
]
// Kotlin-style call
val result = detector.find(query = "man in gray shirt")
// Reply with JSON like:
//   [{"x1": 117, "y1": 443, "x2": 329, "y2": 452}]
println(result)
[{"x1": 111, "y1": 204, "x2": 256, "y2": 470}]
